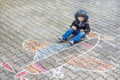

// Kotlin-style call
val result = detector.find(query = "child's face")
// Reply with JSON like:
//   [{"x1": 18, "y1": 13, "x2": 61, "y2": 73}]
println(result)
[{"x1": 78, "y1": 16, "x2": 84, "y2": 22}]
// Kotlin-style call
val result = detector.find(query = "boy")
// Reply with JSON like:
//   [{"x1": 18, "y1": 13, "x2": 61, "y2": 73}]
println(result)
[{"x1": 59, "y1": 9, "x2": 90, "y2": 45}]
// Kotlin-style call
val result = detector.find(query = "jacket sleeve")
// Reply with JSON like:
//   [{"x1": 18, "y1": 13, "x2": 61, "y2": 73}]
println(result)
[
  {"x1": 84, "y1": 23, "x2": 90, "y2": 33},
  {"x1": 70, "y1": 20, "x2": 76, "y2": 27},
  {"x1": 70, "y1": 20, "x2": 79, "y2": 29}
]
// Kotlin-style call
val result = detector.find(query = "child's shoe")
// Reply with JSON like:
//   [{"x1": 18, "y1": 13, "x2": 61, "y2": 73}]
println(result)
[
  {"x1": 69, "y1": 40, "x2": 74, "y2": 46},
  {"x1": 58, "y1": 37, "x2": 65, "y2": 42}
]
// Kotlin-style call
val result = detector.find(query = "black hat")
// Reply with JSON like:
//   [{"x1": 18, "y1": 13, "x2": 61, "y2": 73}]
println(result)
[{"x1": 74, "y1": 9, "x2": 88, "y2": 21}]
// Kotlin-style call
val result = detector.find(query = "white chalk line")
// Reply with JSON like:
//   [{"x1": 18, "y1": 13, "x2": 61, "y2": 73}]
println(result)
[
  {"x1": 32, "y1": 38, "x2": 92, "y2": 62},
  {"x1": 59, "y1": 55, "x2": 118, "y2": 73},
  {"x1": 40, "y1": 34, "x2": 118, "y2": 74},
  {"x1": 21, "y1": 32, "x2": 117, "y2": 75},
  {"x1": 55, "y1": 38, "x2": 97, "y2": 63},
  {"x1": 21, "y1": 38, "x2": 92, "y2": 75},
  {"x1": 21, "y1": 35, "x2": 101, "y2": 75},
  {"x1": 59, "y1": 34, "x2": 101, "y2": 67}
]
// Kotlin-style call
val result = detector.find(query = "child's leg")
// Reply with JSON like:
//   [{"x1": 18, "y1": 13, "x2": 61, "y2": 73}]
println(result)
[
  {"x1": 70, "y1": 32, "x2": 85, "y2": 43},
  {"x1": 61, "y1": 28, "x2": 74, "y2": 41}
]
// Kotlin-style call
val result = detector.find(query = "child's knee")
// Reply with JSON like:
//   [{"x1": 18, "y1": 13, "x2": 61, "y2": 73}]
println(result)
[{"x1": 67, "y1": 28, "x2": 74, "y2": 32}]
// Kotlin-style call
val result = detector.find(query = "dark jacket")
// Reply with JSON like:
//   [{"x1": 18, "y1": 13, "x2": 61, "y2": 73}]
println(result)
[
  {"x1": 70, "y1": 9, "x2": 90, "y2": 33},
  {"x1": 70, "y1": 20, "x2": 90, "y2": 33}
]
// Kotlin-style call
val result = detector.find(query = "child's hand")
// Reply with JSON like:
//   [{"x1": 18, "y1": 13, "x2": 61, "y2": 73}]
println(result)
[
  {"x1": 80, "y1": 29, "x2": 84, "y2": 32},
  {"x1": 72, "y1": 26, "x2": 77, "y2": 30}
]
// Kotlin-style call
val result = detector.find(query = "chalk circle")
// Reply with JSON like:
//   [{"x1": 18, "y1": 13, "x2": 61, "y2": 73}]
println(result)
[{"x1": 22, "y1": 40, "x2": 49, "y2": 53}]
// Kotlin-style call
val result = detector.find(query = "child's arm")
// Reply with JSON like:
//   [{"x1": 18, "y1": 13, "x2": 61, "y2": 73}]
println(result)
[
  {"x1": 84, "y1": 24, "x2": 90, "y2": 33},
  {"x1": 72, "y1": 26, "x2": 77, "y2": 30},
  {"x1": 70, "y1": 20, "x2": 78, "y2": 30}
]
